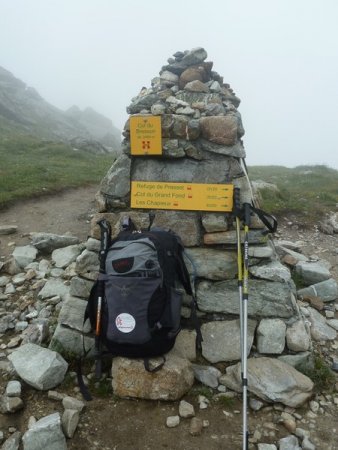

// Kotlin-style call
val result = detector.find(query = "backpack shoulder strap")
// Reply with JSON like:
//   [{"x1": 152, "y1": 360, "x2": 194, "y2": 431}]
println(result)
[{"x1": 250, "y1": 205, "x2": 278, "y2": 233}]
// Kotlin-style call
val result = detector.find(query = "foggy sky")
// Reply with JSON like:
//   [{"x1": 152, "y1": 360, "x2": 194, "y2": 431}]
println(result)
[{"x1": 1, "y1": 0, "x2": 338, "y2": 169}]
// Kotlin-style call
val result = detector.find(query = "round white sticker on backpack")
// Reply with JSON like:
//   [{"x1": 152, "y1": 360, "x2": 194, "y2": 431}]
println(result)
[{"x1": 115, "y1": 313, "x2": 136, "y2": 333}]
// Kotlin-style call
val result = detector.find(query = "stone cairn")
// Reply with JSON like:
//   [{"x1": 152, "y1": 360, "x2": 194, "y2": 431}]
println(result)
[{"x1": 71, "y1": 47, "x2": 314, "y2": 401}]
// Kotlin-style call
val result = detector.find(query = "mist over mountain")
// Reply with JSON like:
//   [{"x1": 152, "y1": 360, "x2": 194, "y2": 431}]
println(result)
[{"x1": 0, "y1": 66, "x2": 121, "y2": 152}]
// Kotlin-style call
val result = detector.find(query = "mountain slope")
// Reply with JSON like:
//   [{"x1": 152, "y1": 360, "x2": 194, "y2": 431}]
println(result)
[{"x1": 0, "y1": 66, "x2": 120, "y2": 150}]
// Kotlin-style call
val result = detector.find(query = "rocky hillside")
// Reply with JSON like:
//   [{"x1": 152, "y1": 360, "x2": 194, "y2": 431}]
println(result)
[{"x1": 0, "y1": 66, "x2": 120, "y2": 151}]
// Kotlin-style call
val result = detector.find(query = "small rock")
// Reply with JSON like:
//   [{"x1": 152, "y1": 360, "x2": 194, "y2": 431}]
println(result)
[
  {"x1": 179, "y1": 400, "x2": 195, "y2": 418},
  {"x1": 166, "y1": 415, "x2": 180, "y2": 428},
  {"x1": 198, "y1": 395, "x2": 210, "y2": 410},
  {"x1": 28, "y1": 416, "x2": 37, "y2": 429},
  {"x1": 62, "y1": 396, "x2": 85, "y2": 412},
  {"x1": 302, "y1": 437, "x2": 316, "y2": 450},
  {"x1": 282, "y1": 418, "x2": 297, "y2": 433},
  {"x1": 7, "y1": 336, "x2": 21, "y2": 348},
  {"x1": 61, "y1": 409, "x2": 80, "y2": 438},
  {"x1": 1, "y1": 431, "x2": 21, "y2": 450},
  {"x1": 5, "y1": 381, "x2": 21, "y2": 398},
  {"x1": 278, "y1": 434, "x2": 301, "y2": 449},
  {"x1": 295, "y1": 428, "x2": 310, "y2": 439},
  {"x1": 48, "y1": 391, "x2": 66, "y2": 401},
  {"x1": 189, "y1": 417, "x2": 203, "y2": 436},
  {"x1": 0, "y1": 225, "x2": 18, "y2": 235},
  {"x1": 309, "y1": 400, "x2": 319, "y2": 413},
  {"x1": 0, "y1": 396, "x2": 24, "y2": 413},
  {"x1": 249, "y1": 398, "x2": 264, "y2": 411}
]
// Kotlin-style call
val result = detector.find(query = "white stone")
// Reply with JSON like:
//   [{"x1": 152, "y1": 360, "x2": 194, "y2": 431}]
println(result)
[
  {"x1": 22, "y1": 413, "x2": 67, "y2": 450},
  {"x1": 52, "y1": 244, "x2": 83, "y2": 269},
  {"x1": 5, "y1": 380, "x2": 21, "y2": 397},
  {"x1": 8, "y1": 344, "x2": 68, "y2": 390},
  {"x1": 286, "y1": 320, "x2": 311, "y2": 352},
  {"x1": 179, "y1": 400, "x2": 195, "y2": 418},
  {"x1": 307, "y1": 307, "x2": 337, "y2": 341},
  {"x1": 12, "y1": 245, "x2": 37, "y2": 268},
  {"x1": 257, "y1": 319, "x2": 286, "y2": 354},
  {"x1": 166, "y1": 415, "x2": 180, "y2": 428}
]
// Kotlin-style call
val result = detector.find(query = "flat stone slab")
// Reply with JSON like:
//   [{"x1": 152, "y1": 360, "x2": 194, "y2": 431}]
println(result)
[
  {"x1": 0, "y1": 225, "x2": 18, "y2": 235},
  {"x1": 30, "y1": 232, "x2": 80, "y2": 253},
  {"x1": 197, "y1": 279, "x2": 298, "y2": 319},
  {"x1": 186, "y1": 247, "x2": 237, "y2": 280},
  {"x1": 201, "y1": 319, "x2": 257, "y2": 363},
  {"x1": 220, "y1": 357, "x2": 313, "y2": 407},
  {"x1": 38, "y1": 279, "x2": 69, "y2": 301},
  {"x1": 298, "y1": 278, "x2": 338, "y2": 302},
  {"x1": 307, "y1": 307, "x2": 337, "y2": 341},
  {"x1": 295, "y1": 261, "x2": 331, "y2": 286}
]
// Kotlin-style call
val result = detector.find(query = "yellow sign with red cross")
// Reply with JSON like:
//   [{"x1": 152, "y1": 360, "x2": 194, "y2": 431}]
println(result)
[{"x1": 130, "y1": 115, "x2": 162, "y2": 155}]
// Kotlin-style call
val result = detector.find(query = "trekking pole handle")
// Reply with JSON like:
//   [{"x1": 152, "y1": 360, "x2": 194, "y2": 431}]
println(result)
[
  {"x1": 97, "y1": 219, "x2": 111, "y2": 272},
  {"x1": 233, "y1": 187, "x2": 242, "y2": 219},
  {"x1": 243, "y1": 203, "x2": 251, "y2": 227}
]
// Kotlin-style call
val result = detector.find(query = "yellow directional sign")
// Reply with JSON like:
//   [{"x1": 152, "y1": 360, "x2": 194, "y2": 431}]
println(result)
[
  {"x1": 130, "y1": 115, "x2": 162, "y2": 155},
  {"x1": 131, "y1": 181, "x2": 234, "y2": 212}
]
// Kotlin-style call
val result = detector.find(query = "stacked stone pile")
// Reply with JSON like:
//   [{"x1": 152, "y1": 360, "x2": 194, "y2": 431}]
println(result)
[{"x1": 91, "y1": 47, "x2": 332, "y2": 379}]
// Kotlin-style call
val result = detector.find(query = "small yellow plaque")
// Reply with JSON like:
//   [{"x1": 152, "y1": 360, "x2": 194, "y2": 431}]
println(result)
[
  {"x1": 130, "y1": 115, "x2": 162, "y2": 155},
  {"x1": 131, "y1": 181, "x2": 233, "y2": 212}
]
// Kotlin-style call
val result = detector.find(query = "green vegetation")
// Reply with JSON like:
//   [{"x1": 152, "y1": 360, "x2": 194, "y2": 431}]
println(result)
[
  {"x1": 89, "y1": 377, "x2": 114, "y2": 398},
  {"x1": 0, "y1": 135, "x2": 114, "y2": 208},
  {"x1": 298, "y1": 356, "x2": 336, "y2": 392},
  {"x1": 248, "y1": 165, "x2": 338, "y2": 220},
  {"x1": 191, "y1": 385, "x2": 214, "y2": 400}
]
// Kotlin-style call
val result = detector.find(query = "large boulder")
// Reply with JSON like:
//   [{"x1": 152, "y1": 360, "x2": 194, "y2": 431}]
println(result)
[
  {"x1": 22, "y1": 413, "x2": 67, "y2": 450},
  {"x1": 8, "y1": 344, "x2": 68, "y2": 390},
  {"x1": 111, "y1": 353, "x2": 194, "y2": 400},
  {"x1": 219, "y1": 357, "x2": 314, "y2": 407}
]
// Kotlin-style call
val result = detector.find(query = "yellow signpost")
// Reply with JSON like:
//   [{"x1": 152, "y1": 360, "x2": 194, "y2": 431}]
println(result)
[
  {"x1": 131, "y1": 181, "x2": 233, "y2": 212},
  {"x1": 130, "y1": 115, "x2": 162, "y2": 155}
]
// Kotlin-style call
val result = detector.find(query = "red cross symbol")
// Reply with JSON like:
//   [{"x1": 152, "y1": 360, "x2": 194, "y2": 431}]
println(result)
[{"x1": 142, "y1": 141, "x2": 151, "y2": 149}]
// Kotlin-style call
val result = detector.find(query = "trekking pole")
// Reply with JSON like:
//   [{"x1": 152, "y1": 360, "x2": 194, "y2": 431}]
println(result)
[
  {"x1": 234, "y1": 188, "x2": 244, "y2": 376},
  {"x1": 242, "y1": 202, "x2": 251, "y2": 450},
  {"x1": 95, "y1": 219, "x2": 111, "y2": 379}
]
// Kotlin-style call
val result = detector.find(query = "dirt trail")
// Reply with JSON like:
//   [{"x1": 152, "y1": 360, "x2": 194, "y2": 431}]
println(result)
[{"x1": 0, "y1": 185, "x2": 98, "y2": 259}]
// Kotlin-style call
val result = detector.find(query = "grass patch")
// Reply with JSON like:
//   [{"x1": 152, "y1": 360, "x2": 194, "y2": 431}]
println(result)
[
  {"x1": 0, "y1": 135, "x2": 114, "y2": 208},
  {"x1": 191, "y1": 385, "x2": 214, "y2": 401},
  {"x1": 215, "y1": 394, "x2": 235, "y2": 408},
  {"x1": 248, "y1": 164, "x2": 338, "y2": 219},
  {"x1": 89, "y1": 377, "x2": 114, "y2": 398},
  {"x1": 298, "y1": 356, "x2": 336, "y2": 392}
]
